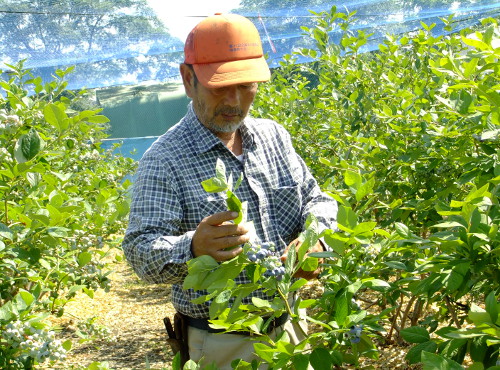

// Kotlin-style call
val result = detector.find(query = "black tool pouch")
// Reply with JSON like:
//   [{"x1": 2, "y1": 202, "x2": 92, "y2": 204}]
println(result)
[{"x1": 164, "y1": 313, "x2": 189, "y2": 367}]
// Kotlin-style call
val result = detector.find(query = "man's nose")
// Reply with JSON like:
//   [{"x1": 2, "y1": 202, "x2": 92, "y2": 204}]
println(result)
[{"x1": 222, "y1": 86, "x2": 240, "y2": 106}]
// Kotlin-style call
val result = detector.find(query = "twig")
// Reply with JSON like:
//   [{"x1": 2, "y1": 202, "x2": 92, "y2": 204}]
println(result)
[
  {"x1": 411, "y1": 299, "x2": 423, "y2": 327},
  {"x1": 399, "y1": 295, "x2": 417, "y2": 332},
  {"x1": 4, "y1": 196, "x2": 8, "y2": 225},
  {"x1": 277, "y1": 286, "x2": 308, "y2": 338},
  {"x1": 444, "y1": 295, "x2": 461, "y2": 327},
  {"x1": 386, "y1": 293, "x2": 403, "y2": 343}
]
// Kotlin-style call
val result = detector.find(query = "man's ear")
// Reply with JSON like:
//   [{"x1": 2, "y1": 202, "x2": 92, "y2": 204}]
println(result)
[{"x1": 180, "y1": 63, "x2": 195, "y2": 98}]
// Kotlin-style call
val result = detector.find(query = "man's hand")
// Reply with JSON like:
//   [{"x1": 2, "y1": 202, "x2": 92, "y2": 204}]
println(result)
[
  {"x1": 281, "y1": 239, "x2": 324, "y2": 280},
  {"x1": 192, "y1": 211, "x2": 250, "y2": 262}
]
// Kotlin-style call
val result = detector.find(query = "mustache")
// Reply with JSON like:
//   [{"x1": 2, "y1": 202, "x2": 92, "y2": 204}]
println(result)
[{"x1": 215, "y1": 107, "x2": 243, "y2": 116}]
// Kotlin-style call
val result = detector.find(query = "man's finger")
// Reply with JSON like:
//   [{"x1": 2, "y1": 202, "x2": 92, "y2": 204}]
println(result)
[
  {"x1": 211, "y1": 223, "x2": 249, "y2": 239},
  {"x1": 203, "y1": 211, "x2": 240, "y2": 226},
  {"x1": 213, "y1": 244, "x2": 244, "y2": 261}
]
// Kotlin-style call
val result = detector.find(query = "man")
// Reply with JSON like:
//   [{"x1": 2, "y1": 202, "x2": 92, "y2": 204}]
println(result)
[{"x1": 122, "y1": 13, "x2": 337, "y2": 369}]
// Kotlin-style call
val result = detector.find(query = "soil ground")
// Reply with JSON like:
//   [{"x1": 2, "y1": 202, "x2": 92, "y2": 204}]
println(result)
[{"x1": 47, "y1": 251, "x2": 419, "y2": 370}]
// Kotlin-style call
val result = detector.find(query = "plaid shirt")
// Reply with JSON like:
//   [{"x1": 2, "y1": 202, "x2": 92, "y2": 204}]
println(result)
[{"x1": 122, "y1": 103, "x2": 337, "y2": 318}]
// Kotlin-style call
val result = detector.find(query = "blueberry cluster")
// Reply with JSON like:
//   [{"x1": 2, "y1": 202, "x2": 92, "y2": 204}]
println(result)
[
  {"x1": 347, "y1": 324, "x2": 363, "y2": 344},
  {"x1": 262, "y1": 256, "x2": 286, "y2": 280},
  {"x1": 2, "y1": 320, "x2": 67, "y2": 363},
  {"x1": 246, "y1": 242, "x2": 275, "y2": 262},
  {"x1": 245, "y1": 242, "x2": 286, "y2": 280}
]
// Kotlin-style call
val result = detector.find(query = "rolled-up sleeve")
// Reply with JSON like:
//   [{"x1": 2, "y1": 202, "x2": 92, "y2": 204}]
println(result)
[{"x1": 121, "y1": 154, "x2": 192, "y2": 284}]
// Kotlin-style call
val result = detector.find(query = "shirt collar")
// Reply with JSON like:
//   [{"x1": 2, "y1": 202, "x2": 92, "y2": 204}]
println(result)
[{"x1": 185, "y1": 102, "x2": 223, "y2": 155}]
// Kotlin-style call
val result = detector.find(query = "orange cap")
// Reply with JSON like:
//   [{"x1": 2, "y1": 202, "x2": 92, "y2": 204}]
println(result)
[{"x1": 184, "y1": 13, "x2": 271, "y2": 88}]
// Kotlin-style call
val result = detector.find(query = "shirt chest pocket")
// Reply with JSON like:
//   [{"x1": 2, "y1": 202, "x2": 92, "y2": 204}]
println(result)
[
  {"x1": 196, "y1": 194, "x2": 227, "y2": 219},
  {"x1": 271, "y1": 185, "x2": 302, "y2": 240}
]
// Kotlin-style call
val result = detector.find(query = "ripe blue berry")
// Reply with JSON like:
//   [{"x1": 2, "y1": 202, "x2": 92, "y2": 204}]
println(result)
[
  {"x1": 348, "y1": 325, "x2": 363, "y2": 343},
  {"x1": 247, "y1": 253, "x2": 257, "y2": 262}
]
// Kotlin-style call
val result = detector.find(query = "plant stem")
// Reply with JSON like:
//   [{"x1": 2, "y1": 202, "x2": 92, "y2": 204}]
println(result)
[
  {"x1": 444, "y1": 295, "x2": 460, "y2": 327},
  {"x1": 400, "y1": 295, "x2": 417, "y2": 332},
  {"x1": 386, "y1": 293, "x2": 403, "y2": 343},
  {"x1": 4, "y1": 195, "x2": 8, "y2": 225},
  {"x1": 411, "y1": 299, "x2": 423, "y2": 327},
  {"x1": 277, "y1": 286, "x2": 293, "y2": 317},
  {"x1": 277, "y1": 286, "x2": 308, "y2": 338}
]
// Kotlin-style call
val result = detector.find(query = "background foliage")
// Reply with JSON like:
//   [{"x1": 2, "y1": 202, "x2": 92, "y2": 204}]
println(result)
[
  {"x1": 0, "y1": 61, "x2": 136, "y2": 368},
  {"x1": 250, "y1": 6, "x2": 500, "y2": 369}
]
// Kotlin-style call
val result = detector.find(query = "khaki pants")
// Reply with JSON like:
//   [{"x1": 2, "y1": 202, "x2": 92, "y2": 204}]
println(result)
[{"x1": 188, "y1": 316, "x2": 308, "y2": 369}]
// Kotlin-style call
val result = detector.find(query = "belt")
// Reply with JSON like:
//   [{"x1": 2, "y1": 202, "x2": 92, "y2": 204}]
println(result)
[{"x1": 184, "y1": 313, "x2": 289, "y2": 335}]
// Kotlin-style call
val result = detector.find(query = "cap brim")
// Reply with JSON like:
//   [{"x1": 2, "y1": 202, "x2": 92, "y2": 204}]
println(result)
[{"x1": 193, "y1": 56, "x2": 270, "y2": 88}]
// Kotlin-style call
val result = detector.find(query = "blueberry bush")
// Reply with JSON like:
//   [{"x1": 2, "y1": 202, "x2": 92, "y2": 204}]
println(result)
[
  {"x1": 0, "y1": 61, "x2": 136, "y2": 368},
  {"x1": 179, "y1": 7, "x2": 499, "y2": 370}
]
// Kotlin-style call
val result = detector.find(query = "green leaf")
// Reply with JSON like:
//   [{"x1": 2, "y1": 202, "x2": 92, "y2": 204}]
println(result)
[
  {"x1": 234, "y1": 172, "x2": 244, "y2": 191},
  {"x1": 447, "y1": 262, "x2": 470, "y2": 293},
  {"x1": 301, "y1": 256, "x2": 318, "y2": 272},
  {"x1": 215, "y1": 158, "x2": 227, "y2": 182},
  {"x1": 421, "y1": 351, "x2": 464, "y2": 370},
  {"x1": 252, "y1": 297, "x2": 272, "y2": 309},
  {"x1": 290, "y1": 354, "x2": 309, "y2": 370},
  {"x1": 289, "y1": 278, "x2": 308, "y2": 293},
  {"x1": 209, "y1": 290, "x2": 231, "y2": 318},
  {"x1": 334, "y1": 293, "x2": 348, "y2": 326},
  {"x1": 344, "y1": 170, "x2": 362, "y2": 188},
  {"x1": 0, "y1": 301, "x2": 16, "y2": 321},
  {"x1": 83, "y1": 287, "x2": 94, "y2": 299},
  {"x1": 298, "y1": 299, "x2": 316, "y2": 309},
  {"x1": 433, "y1": 221, "x2": 466, "y2": 229},
  {"x1": 485, "y1": 292, "x2": 499, "y2": 324},
  {"x1": 200, "y1": 177, "x2": 227, "y2": 193},
  {"x1": 47, "y1": 227, "x2": 69, "y2": 238},
  {"x1": 362, "y1": 278, "x2": 391, "y2": 291},
  {"x1": 469, "y1": 303, "x2": 492, "y2": 326},
  {"x1": 86, "y1": 115, "x2": 109, "y2": 123},
  {"x1": 19, "y1": 289, "x2": 35, "y2": 307},
  {"x1": 337, "y1": 205, "x2": 357, "y2": 230},
  {"x1": 461, "y1": 36, "x2": 490, "y2": 51},
  {"x1": 187, "y1": 255, "x2": 219, "y2": 275},
  {"x1": 470, "y1": 336, "x2": 488, "y2": 363},
  {"x1": 67, "y1": 285, "x2": 86, "y2": 295},
  {"x1": 352, "y1": 221, "x2": 377, "y2": 235},
  {"x1": 78, "y1": 251, "x2": 92, "y2": 267},
  {"x1": 253, "y1": 343, "x2": 275, "y2": 363},
  {"x1": 355, "y1": 177, "x2": 375, "y2": 201},
  {"x1": 0, "y1": 223, "x2": 14, "y2": 240},
  {"x1": 62, "y1": 339, "x2": 72, "y2": 352},
  {"x1": 384, "y1": 261, "x2": 407, "y2": 270},
  {"x1": 406, "y1": 341, "x2": 438, "y2": 364},
  {"x1": 14, "y1": 129, "x2": 44, "y2": 163},
  {"x1": 226, "y1": 190, "x2": 243, "y2": 224},
  {"x1": 310, "y1": 348, "x2": 332, "y2": 370},
  {"x1": 43, "y1": 103, "x2": 68, "y2": 132},
  {"x1": 400, "y1": 326, "x2": 431, "y2": 343},
  {"x1": 395, "y1": 222, "x2": 417, "y2": 238},
  {"x1": 451, "y1": 90, "x2": 472, "y2": 114},
  {"x1": 322, "y1": 232, "x2": 347, "y2": 256}
]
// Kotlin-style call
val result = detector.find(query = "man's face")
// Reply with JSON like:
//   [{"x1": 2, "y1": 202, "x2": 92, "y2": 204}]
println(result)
[{"x1": 190, "y1": 78, "x2": 258, "y2": 134}]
